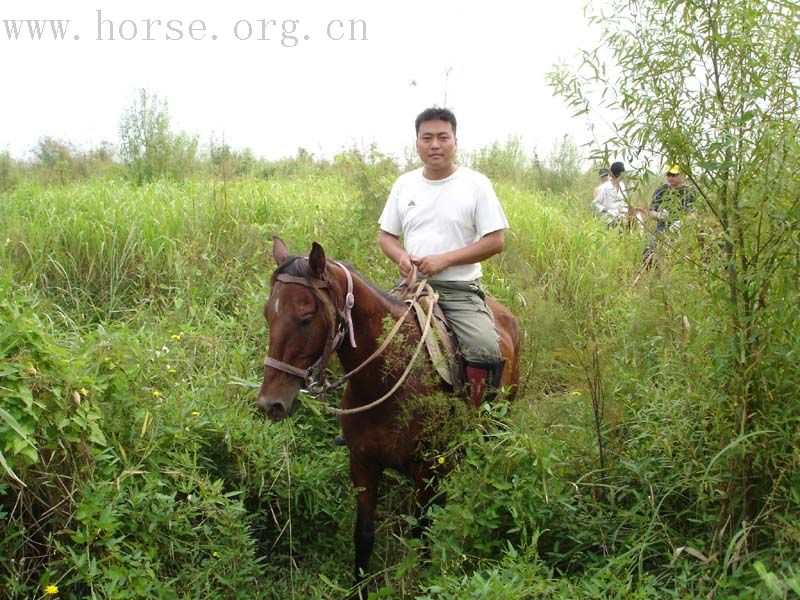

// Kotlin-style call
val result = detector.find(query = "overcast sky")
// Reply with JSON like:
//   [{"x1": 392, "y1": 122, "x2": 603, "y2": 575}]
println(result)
[{"x1": 1, "y1": 0, "x2": 607, "y2": 161}]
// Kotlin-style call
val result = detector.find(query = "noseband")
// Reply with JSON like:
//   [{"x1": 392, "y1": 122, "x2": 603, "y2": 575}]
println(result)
[{"x1": 264, "y1": 261, "x2": 356, "y2": 395}]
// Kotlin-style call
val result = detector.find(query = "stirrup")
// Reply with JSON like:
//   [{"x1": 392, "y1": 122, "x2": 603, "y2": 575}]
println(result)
[{"x1": 333, "y1": 435, "x2": 347, "y2": 447}]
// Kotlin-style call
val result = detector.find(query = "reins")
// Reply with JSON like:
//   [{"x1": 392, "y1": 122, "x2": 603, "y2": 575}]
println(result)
[
  {"x1": 324, "y1": 275, "x2": 437, "y2": 415},
  {"x1": 263, "y1": 262, "x2": 438, "y2": 415}
]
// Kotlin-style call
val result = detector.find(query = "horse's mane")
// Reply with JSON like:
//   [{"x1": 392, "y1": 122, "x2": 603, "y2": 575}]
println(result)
[
  {"x1": 345, "y1": 264, "x2": 404, "y2": 307},
  {"x1": 272, "y1": 254, "x2": 403, "y2": 307}
]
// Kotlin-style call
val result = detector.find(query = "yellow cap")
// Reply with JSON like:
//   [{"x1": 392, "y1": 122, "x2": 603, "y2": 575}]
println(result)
[{"x1": 666, "y1": 164, "x2": 681, "y2": 175}]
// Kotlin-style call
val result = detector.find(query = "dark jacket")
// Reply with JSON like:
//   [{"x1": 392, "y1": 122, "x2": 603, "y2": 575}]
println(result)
[{"x1": 650, "y1": 184, "x2": 696, "y2": 233}]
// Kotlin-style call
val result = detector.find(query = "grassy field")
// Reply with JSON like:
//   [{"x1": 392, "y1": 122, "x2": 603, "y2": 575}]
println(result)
[{"x1": 1, "y1": 166, "x2": 798, "y2": 599}]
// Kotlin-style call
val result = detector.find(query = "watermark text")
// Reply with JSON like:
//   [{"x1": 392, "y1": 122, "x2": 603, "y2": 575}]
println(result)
[{"x1": 1, "y1": 10, "x2": 369, "y2": 47}]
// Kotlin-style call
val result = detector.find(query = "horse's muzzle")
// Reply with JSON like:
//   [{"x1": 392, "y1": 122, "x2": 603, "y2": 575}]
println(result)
[{"x1": 257, "y1": 394, "x2": 297, "y2": 421}]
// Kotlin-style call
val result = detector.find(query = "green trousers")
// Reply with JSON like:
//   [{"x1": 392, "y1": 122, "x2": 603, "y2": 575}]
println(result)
[{"x1": 428, "y1": 279, "x2": 501, "y2": 363}]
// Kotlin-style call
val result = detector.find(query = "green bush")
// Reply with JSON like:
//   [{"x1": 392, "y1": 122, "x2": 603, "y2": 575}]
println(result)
[
  {"x1": 0, "y1": 151, "x2": 19, "y2": 192},
  {"x1": 119, "y1": 89, "x2": 199, "y2": 183}
]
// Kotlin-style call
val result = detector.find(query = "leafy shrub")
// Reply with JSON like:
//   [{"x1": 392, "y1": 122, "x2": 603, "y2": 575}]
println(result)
[
  {"x1": 119, "y1": 89, "x2": 199, "y2": 183},
  {"x1": 0, "y1": 151, "x2": 19, "y2": 192}
]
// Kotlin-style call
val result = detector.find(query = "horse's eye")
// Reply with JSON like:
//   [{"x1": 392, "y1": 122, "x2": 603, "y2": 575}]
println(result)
[{"x1": 299, "y1": 315, "x2": 313, "y2": 327}]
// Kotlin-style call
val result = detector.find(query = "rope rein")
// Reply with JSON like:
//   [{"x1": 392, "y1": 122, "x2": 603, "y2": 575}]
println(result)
[
  {"x1": 317, "y1": 272, "x2": 429, "y2": 393},
  {"x1": 323, "y1": 277, "x2": 437, "y2": 415}
]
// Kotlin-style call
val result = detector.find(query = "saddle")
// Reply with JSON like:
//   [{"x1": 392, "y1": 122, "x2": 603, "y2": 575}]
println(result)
[
  {"x1": 410, "y1": 291, "x2": 463, "y2": 390},
  {"x1": 395, "y1": 274, "x2": 493, "y2": 394}
]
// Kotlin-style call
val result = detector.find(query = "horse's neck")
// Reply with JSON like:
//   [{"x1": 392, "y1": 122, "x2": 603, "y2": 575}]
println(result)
[{"x1": 336, "y1": 276, "x2": 407, "y2": 375}]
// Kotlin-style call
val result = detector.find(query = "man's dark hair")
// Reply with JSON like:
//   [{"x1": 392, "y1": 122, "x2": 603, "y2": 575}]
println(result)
[{"x1": 415, "y1": 107, "x2": 457, "y2": 136}]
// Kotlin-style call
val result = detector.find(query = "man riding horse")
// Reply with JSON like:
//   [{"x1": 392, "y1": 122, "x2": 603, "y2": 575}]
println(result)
[
  {"x1": 378, "y1": 106, "x2": 509, "y2": 408},
  {"x1": 258, "y1": 108, "x2": 519, "y2": 595}
]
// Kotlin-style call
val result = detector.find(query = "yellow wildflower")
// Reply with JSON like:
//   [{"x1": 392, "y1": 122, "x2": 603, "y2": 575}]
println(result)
[
  {"x1": 44, "y1": 584, "x2": 59, "y2": 595},
  {"x1": 212, "y1": 551, "x2": 220, "y2": 557},
  {"x1": 152, "y1": 390, "x2": 161, "y2": 398},
  {"x1": 4, "y1": 238, "x2": 10, "y2": 246},
  {"x1": 570, "y1": 390, "x2": 582, "y2": 397},
  {"x1": 171, "y1": 333, "x2": 182, "y2": 341},
  {"x1": 191, "y1": 411, "x2": 200, "y2": 417},
  {"x1": 168, "y1": 368, "x2": 177, "y2": 374},
  {"x1": 25, "y1": 365, "x2": 38, "y2": 375},
  {"x1": 80, "y1": 387, "x2": 89, "y2": 397},
  {"x1": 437, "y1": 456, "x2": 445, "y2": 465}
]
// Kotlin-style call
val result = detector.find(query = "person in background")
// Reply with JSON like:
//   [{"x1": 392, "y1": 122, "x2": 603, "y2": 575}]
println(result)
[
  {"x1": 592, "y1": 167, "x2": 611, "y2": 203},
  {"x1": 592, "y1": 161, "x2": 627, "y2": 224},
  {"x1": 643, "y1": 164, "x2": 696, "y2": 263}
]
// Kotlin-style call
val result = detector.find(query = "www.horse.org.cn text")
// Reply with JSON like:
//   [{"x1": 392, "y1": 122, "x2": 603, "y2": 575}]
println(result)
[{"x1": 1, "y1": 10, "x2": 368, "y2": 47}]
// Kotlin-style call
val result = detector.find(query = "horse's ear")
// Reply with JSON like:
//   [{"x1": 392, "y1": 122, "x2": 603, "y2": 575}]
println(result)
[
  {"x1": 308, "y1": 242, "x2": 326, "y2": 278},
  {"x1": 273, "y1": 236, "x2": 289, "y2": 265}
]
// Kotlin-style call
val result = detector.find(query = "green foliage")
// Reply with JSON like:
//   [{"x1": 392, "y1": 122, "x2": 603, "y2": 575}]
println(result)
[
  {"x1": 0, "y1": 151, "x2": 18, "y2": 193},
  {"x1": 0, "y1": 281, "x2": 106, "y2": 484},
  {"x1": 118, "y1": 89, "x2": 199, "y2": 183},
  {"x1": 468, "y1": 136, "x2": 530, "y2": 187},
  {"x1": 18, "y1": 138, "x2": 120, "y2": 186},
  {"x1": 1, "y1": 137, "x2": 798, "y2": 598},
  {"x1": 256, "y1": 147, "x2": 326, "y2": 180},
  {"x1": 466, "y1": 136, "x2": 588, "y2": 195},
  {"x1": 209, "y1": 138, "x2": 257, "y2": 179},
  {"x1": 33, "y1": 137, "x2": 77, "y2": 185},
  {"x1": 549, "y1": 0, "x2": 800, "y2": 574},
  {"x1": 331, "y1": 144, "x2": 400, "y2": 225}
]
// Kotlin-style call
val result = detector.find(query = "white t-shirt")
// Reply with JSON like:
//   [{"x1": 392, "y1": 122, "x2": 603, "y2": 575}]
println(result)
[
  {"x1": 591, "y1": 179, "x2": 628, "y2": 219},
  {"x1": 379, "y1": 166, "x2": 509, "y2": 281}
]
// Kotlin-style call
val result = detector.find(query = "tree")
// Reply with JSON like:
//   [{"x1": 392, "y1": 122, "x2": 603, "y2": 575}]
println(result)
[
  {"x1": 549, "y1": 0, "x2": 800, "y2": 566},
  {"x1": 119, "y1": 89, "x2": 197, "y2": 183},
  {"x1": 33, "y1": 137, "x2": 80, "y2": 184}
]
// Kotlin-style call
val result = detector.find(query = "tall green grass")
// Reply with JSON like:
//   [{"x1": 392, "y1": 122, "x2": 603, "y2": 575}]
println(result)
[{"x1": 1, "y1": 168, "x2": 797, "y2": 599}]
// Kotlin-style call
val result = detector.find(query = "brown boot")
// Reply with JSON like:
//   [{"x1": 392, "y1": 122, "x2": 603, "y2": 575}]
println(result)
[
  {"x1": 465, "y1": 364, "x2": 489, "y2": 408},
  {"x1": 465, "y1": 359, "x2": 506, "y2": 408}
]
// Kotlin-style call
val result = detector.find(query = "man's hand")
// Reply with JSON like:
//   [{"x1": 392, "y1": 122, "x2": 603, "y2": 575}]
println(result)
[
  {"x1": 398, "y1": 252, "x2": 418, "y2": 278},
  {"x1": 412, "y1": 254, "x2": 450, "y2": 277},
  {"x1": 379, "y1": 229, "x2": 504, "y2": 279},
  {"x1": 380, "y1": 231, "x2": 419, "y2": 278}
]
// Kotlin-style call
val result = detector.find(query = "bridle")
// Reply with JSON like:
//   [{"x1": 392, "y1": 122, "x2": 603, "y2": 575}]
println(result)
[
  {"x1": 263, "y1": 261, "x2": 437, "y2": 415},
  {"x1": 263, "y1": 260, "x2": 356, "y2": 395}
]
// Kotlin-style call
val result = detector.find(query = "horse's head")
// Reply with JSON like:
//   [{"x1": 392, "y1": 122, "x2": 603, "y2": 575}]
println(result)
[{"x1": 257, "y1": 237, "x2": 343, "y2": 420}]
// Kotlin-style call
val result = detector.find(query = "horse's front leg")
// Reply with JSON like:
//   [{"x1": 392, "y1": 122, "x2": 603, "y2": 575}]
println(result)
[{"x1": 350, "y1": 459, "x2": 381, "y2": 593}]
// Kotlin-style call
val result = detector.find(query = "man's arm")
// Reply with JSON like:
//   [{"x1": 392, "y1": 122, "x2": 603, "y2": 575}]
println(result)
[
  {"x1": 591, "y1": 185, "x2": 606, "y2": 213},
  {"x1": 650, "y1": 186, "x2": 666, "y2": 219},
  {"x1": 413, "y1": 229, "x2": 505, "y2": 277},
  {"x1": 379, "y1": 230, "x2": 417, "y2": 277}
]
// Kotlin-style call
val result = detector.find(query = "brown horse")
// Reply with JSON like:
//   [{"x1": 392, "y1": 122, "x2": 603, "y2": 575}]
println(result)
[{"x1": 257, "y1": 237, "x2": 520, "y2": 592}]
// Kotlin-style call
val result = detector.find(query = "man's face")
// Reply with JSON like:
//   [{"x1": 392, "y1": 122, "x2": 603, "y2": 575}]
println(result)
[
  {"x1": 416, "y1": 120, "x2": 457, "y2": 175},
  {"x1": 667, "y1": 173, "x2": 685, "y2": 187}
]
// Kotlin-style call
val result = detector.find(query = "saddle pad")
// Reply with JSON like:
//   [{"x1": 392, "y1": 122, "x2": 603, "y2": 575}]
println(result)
[{"x1": 410, "y1": 294, "x2": 459, "y2": 387}]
